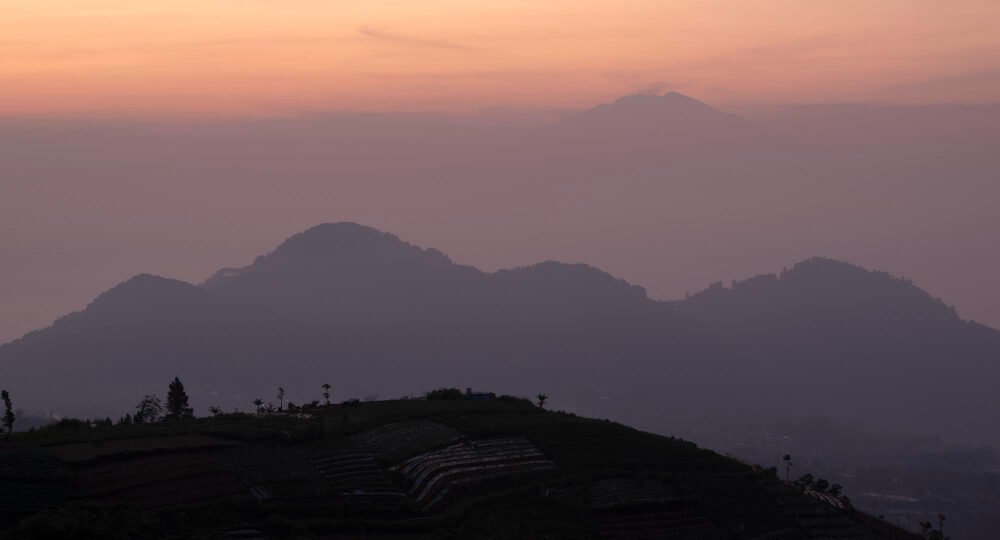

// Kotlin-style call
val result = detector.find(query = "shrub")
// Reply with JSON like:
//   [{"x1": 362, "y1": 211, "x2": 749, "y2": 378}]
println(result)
[{"x1": 425, "y1": 388, "x2": 465, "y2": 400}]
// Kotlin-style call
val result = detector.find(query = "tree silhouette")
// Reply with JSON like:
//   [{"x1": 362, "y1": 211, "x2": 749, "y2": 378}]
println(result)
[
  {"x1": 795, "y1": 473, "x2": 815, "y2": 489},
  {"x1": 165, "y1": 377, "x2": 194, "y2": 420},
  {"x1": 782, "y1": 454, "x2": 792, "y2": 482},
  {"x1": 134, "y1": 395, "x2": 163, "y2": 424},
  {"x1": 919, "y1": 514, "x2": 949, "y2": 540},
  {"x1": 252, "y1": 398, "x2": 264, "y2": 414},
  {"x1": 208, "y1": 406, "x2": 223, "y2": 416},
  {"x1": 321, "y1": 383, "x2": 331, "y2": 406},
  {"x1": 277, "y1": 387, "x2": 286, "y2": 410},
  {"x1": 536, "y1": 393, "x2": 548, "y2": 408},
  {"x1": 1, "y1": 390, "x2": 14, "y2": 434}
]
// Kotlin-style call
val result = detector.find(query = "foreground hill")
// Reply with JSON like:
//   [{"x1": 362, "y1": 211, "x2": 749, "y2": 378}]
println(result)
[
  {"x1": 1, "y1": 223, "x2": 999, "y2": 447},
  {"x1": 0, "y1": 397, "x2": 918, "y2": 539}
]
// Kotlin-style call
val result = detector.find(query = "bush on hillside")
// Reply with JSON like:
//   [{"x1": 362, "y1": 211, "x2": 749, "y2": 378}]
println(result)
[{"x1": 425, "y1": 388, "x2": 465, "y2": 400}]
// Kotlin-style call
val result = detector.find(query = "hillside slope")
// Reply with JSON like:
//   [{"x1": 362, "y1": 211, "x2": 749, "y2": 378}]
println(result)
[
  {"x1": 0, "y1": 398, "x2": 919, "y2": 539},
  {"x1": 1, "y1": 224, "x2": 998, "y2": 447}
]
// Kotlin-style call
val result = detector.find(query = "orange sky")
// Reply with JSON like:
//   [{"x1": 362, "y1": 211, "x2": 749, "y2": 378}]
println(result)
[{"x1": 2, "y1": 0, "x2": 999, "y2": 116}]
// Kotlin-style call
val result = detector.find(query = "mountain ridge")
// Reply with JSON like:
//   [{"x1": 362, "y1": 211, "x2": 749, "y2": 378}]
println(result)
[{"x1": 2, "y1": 223, "x2": 998, "y2": 447}]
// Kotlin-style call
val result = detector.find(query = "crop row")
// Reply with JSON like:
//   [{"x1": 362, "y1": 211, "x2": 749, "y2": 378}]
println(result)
[
  {"x1": 220, "y1": 446, "x2": 324, "y2": 487},
  {"x1": 597, "y1": 505, "x2": 716, "y2": 539},
  {"x1": 46, "y1": 434, "x2": 235, "y2": 463},
  {"x1": 78, "y1": 452, "x2": 225, "y2": 496},
  {"x1": 350, "y1": 419, "x2": 464, "y2": 462},
  {"x1": 393, "y1": 437, "x2": 557, "y2": 511},
  {"x1": 589, "y1": 478, "x2": 679, "y2": 510},
  {"x1": 520, "y1": 422, "x2": 742, "y2": 473},
  {"x1": 310, "y1": 449, "x2": 402, "y2": 495},
  {"x1": 75, "y1": 452, "x2": 247, "y2": 509}
]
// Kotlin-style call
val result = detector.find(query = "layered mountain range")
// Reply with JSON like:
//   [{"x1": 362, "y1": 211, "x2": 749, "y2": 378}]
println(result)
[{"x1": 2, "y1": 222, "x2": 998, "y2": 447}]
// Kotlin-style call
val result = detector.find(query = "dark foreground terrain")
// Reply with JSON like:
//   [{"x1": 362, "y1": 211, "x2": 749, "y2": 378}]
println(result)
[{"x1": 1, "y1": 397, "x2": 919, "y2": 539}]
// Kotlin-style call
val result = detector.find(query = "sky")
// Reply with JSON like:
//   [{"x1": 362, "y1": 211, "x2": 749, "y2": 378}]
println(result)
[
  {"x1": 3, "y1": 0, "x2": 1000, "y2": 117},
  {"x1": 2, "y1": 1, "x2": 1000, "y2": 345}
]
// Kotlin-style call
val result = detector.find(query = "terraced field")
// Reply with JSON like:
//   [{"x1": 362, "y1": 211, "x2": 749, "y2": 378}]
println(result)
[
  {"x1": 596, "y1": 503, "x2": 720, "y2": 539},
  {"x1": 75, "y1": 451, "x2": 248, "y2": 509},
  {"x1": 2, "y1": 400, "x2": 920, "y2": 539},
  {"x1": 349, "y1": 419, "x2": 463, "y2": 463},
  {"x1": 393, "y1": 436, "x2": 558, "y2": 511},
  {"x1": 308, "y1": 442, "x2": 409, "y2": 516},
  {"x1": 763, "y1": 480, "x2": 889, "y2": 539},
  {"x1": 589, "y1": 478, "x2": 679, "y2": 509},
  {"x1": 44, "y1": 434, "x2": 236, "y2": 462},
  {"x1": 219, "y1": 446, "x2": 333, "y2": 502},
  {"x1": 520, "y1": 420, "x2": 744, "y2": 474}
]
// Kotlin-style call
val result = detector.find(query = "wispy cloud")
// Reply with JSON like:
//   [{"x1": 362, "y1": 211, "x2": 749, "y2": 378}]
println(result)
[
  {"x1": 0, "y1": 36, "x2": 350, "y2": 62},
  {"x1": 876, "y1": 66, "x2": 1000, "y2": 96},
  {"x1": 359, "y1": 26, "x2": 477, "y2": 51},
  {"x1": 365, "y1": 70, "x2": 551, "y2": 81}
]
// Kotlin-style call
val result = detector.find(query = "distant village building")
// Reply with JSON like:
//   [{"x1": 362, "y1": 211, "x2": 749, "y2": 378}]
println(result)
[{"x1": 465, "y1": 388, "x2": 495, "y2": 401}]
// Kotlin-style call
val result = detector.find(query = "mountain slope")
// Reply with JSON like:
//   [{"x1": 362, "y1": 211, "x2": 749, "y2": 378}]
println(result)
[
  {"x1": 545, "y1": 92, "x2": 768, "y2": 157},
  {"x1": 1, "y1": 224, "x2": 998, "y2": 447},
  {"x1": 202, "y1": 222, "x2": 651, "y2": 323},
  {"x1": 1, "y1": 399, "x2": 917, "y2": 539}
]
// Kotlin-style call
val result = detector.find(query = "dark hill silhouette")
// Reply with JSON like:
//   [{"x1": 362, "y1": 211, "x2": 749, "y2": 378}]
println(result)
[
  {"x1": 677, "y1": 257, "x2": 961, "y2": 323},
  {"x1": 546, "y1": 91, "x2": 768, "y2": 158},
  {"x1": 202, "y1": 222, "x2": 650, "y2": 323},
  {"x1": 12, "y1": 274, "x2": 275, "y2": 348},
  {"x1": 560, "y1": 92, "x2": 752, "y2": 132},
  {"x1": 1, "y1": 224, "x2": 998, "y2": 448}
]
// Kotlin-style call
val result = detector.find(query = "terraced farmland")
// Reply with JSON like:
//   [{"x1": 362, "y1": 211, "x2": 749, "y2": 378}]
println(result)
[
  {"x1": 521, "y1": 420, "x2": 744, "y2": 474},
  {"x1": 2, "y1": 400, "x2": 920, "y2": 539},
  {"x1": 763, "y1": 480, "x2": 888, "y2": 538},
  {"x1": 75, "y1": 451, "x2": 248, "y2": 509},
  {"x1": 596, "y1": 503, "x2": 720, "y2": 539},
  {"x1": 308, "y1": 444, "x2": 409, "y2": 516},
  {"x1": 45, "y1": 434, "x2": 236, "y2": 462},
  {"x1": 219, "y1": 446, "x2": 334, "y2": 502},
  {"x1": 349, "y1": 419, "x2": 464, "y2": 463},
  {"x1": 588, "y1": 478, "x2": 679, "y2": 509},
  {"x1": 393, "y1": 437, "x2": 558, "y2": 511}
]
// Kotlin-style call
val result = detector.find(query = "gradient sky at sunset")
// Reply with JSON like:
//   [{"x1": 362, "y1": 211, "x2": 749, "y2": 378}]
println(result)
[{"x1": 3, "y1": 0, "x2": 1000, "y2": 116}]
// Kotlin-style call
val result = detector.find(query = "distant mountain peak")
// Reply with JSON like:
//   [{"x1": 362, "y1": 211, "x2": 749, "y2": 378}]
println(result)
[
  {"x1": 91, "y1": 273, "x2": 197, "y2": 305},
  {"x1": 554, "y1": 91, "x2": 758, "y2": 145},
  {"x1": 236, "y1": 222, "x2": 454, "y2": 271},
  {"x1": 272, "y1": 222, "x2": 407, "y2": 256},
  {"x1": 681, "y1": 256, "x2": 959, "y2": 322},
  {"x1": 610, "y1": 91, "x2": 715, "y2": 110}
]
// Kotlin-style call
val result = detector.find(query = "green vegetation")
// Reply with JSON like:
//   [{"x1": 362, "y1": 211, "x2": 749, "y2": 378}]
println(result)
[
  {"x1": 134, "y1": 395, "x2": 163, "y2": 424},
  {"x1": 1, "y1": 390, "x2": 13, "y2": 434},
  {"x1": 165, "y1": 378, "x2": 194, "y2": 421},
  {"x1": 424, "y1": 388, "x2": 464, "y2": 400},
  {"x1": 321, "y1": 383, "x2": 331, "y2": 406}
]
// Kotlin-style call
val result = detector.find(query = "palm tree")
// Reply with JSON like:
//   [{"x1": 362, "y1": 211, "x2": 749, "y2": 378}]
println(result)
[
  {"x1": 276, "y1": 387, "x2": 285, "y2": 410},
  {"x1": 536, "y1": 393, "x2": 548, "y2": 409},
  {"x1": 208, "y1": 406, "x2": 223, "y2": 416},
  {"x1": 252, "y1": 398, "x2": 264, "y2": 414},
  {"x1": 321, "y1": 383, "x2": 331, "y2": 406}
]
